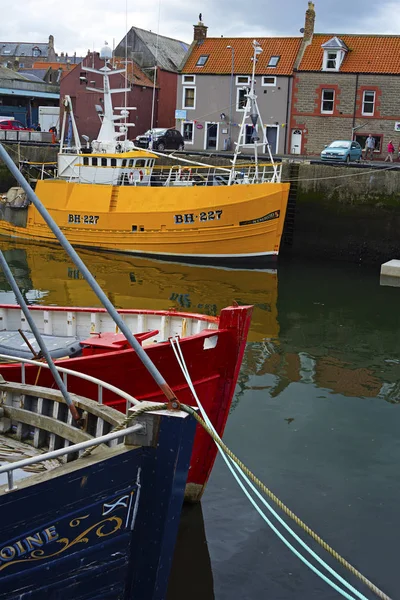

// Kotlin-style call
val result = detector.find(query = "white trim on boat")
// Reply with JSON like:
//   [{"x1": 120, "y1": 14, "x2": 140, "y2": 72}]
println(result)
[{"x1": 118, "y1": 250, "x2": 278, "y2": 259}]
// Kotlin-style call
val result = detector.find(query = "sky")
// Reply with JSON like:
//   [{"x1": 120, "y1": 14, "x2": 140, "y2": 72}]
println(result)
[{"x1": 1, "y1": 0, "x2": 399, "y2": 56}]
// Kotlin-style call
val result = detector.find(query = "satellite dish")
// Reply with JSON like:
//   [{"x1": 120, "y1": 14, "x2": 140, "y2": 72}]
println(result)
[{"x1": 300, "y1": 27, "x2": 305, "y2": 33}]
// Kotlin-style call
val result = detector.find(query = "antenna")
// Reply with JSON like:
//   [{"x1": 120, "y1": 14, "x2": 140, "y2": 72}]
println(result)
[
  {"x1": 150, "y1": 0, "x2": 162, "y2": 134},
  {"x1": 125, "y1": 0, "x2": 128, "y2": 143}
]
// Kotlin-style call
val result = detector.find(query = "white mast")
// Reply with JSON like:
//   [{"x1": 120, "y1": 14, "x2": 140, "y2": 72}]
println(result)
[
  {"x1": 82, "y1": 42, "x2": 135, "y2": 153},
  {"x1": 229, "y1": 39, "x2": 278, "y2": 184}
]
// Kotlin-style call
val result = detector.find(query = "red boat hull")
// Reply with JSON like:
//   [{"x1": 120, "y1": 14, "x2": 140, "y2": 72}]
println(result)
[{"x1": 0, "y1": 305, "x2": 252, "y2": 501}]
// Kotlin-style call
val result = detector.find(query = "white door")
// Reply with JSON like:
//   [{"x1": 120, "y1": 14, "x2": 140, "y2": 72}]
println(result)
[{"x1": 291, "y1": 129, "x2": 302, "y2": 154}]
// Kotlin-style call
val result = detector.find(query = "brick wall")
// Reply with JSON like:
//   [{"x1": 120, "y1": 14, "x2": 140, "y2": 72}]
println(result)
[{"x1": 290, "y1": 72, "x2": 400, "y2": 155}]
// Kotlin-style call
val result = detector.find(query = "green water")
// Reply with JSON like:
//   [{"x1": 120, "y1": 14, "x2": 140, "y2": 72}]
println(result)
[{"x1": 0, "y1": 242, "x2": 398, "y2": 599}]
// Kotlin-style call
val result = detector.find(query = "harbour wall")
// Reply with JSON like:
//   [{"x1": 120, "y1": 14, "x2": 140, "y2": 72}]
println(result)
[
  {"x1": 0, "y1": 144, "x2": 57, "y2": 192},
  {"x1": 282, "y1": 163, "x2": 400, "y2": 264}
]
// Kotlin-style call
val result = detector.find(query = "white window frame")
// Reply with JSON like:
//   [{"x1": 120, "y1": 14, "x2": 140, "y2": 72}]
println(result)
[
  {"x1": 267, "y1": 56, "x2": 280, "y2": 68},
  {"x1": 204, "y1": 122, "x2": 220, "y2": 151},
  {"x1": 236, "y1": 75, "x2": 250, "y2": 85},
  {"x1": 236, "y1": 87, "x2": 248, "y2": 112},
  {"x1": 183, "y1": 74, "x2": 196, "y2": 85},
  {"x1": 182, "y1": 86, "x2": 196, "y2": 110},
  {"x1": 262, "y1": 76, "x2": 277, "y2": 87},
  {"x1": 181, "y1": 120, "x2": 194, "y2": 145},
  {"x1": 362, "y1": 90, "x2": 376, "y2": 116},
  {"x1": 321, "y1": 89, "x2": 335, "y2": 114},
  {"x1": 264, "y1": 124, "x2": 279, "y2": 154},
  {"x1": 322, "y1": 49, "x2": 345, "y2": 72}
]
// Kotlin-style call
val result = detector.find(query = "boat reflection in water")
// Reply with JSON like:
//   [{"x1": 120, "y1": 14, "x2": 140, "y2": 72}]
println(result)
[{"x1": 0, "y1": 241, "x2": 279, "y2": 343}]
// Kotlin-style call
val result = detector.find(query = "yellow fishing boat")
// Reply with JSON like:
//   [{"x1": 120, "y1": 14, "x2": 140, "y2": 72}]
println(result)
[{"x1": 0, "y1": 42, "x2": 289, "y2": 267}]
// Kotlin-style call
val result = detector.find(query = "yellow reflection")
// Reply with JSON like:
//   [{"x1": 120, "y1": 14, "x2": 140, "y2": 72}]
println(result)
[{"x1": 0, "y1": 241, "x2": 279, "y2": 342}]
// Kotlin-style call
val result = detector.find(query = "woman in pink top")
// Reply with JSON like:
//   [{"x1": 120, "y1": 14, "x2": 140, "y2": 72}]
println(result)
[{"x1": 385, "y1": 140, "x2": 395, "y2": 162}]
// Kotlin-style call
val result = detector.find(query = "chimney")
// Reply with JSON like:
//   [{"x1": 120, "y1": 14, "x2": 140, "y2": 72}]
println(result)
[
  {"x1": 193, "y1": 17, "x2": 208, "y2": 42},
  {"x1": 48, "y1": 34, "x2": 56, "y2": 61},
  {"x1": 303, "y1": 2, "x2": 315, "y2": 42},
  {"x1": 294, "y1": 1, "x2": 316, "y2": 70}
]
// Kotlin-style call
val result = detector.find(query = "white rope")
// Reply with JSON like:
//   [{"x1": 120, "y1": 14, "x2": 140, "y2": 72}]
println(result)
[{"x1": 169, "y1": 337, "x2": 371, "y2": 600}]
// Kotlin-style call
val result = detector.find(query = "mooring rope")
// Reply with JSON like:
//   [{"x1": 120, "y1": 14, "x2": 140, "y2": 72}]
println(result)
[{"x1": 169, "y1": 337, "x2": 392, "y2": 600}]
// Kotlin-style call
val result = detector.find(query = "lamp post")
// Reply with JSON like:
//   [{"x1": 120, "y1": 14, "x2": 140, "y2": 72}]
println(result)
[{"x1": 226, "y1": 45, "x2": 235, "y2": 151}]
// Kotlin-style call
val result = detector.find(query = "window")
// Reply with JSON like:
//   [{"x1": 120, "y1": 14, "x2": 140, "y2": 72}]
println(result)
[
  {"x1": 237, "y1": 88, "x2": 247, "y2": 111},
  {"x1": 101, "y1": 158, "x2": 108, "y2": 166},
  {"x1": 111, "y1": 158, "x2": 117, "y2": 166},
  {"x1": 262, "y1": 76, "x2": 276, "y2": 86},
  {"x1": 268, "y1": 56, "x2": 280, "y2": 67},
  {"x1": 182, "y1": 121, "x2": 194, "y2": 143},
  {"x1": 362, "y1": 91, "x2": 376, "y2": 115},
  {"x1": 236, "y1": 75, "x2": 250, "y2": 85},
  {"x1": 324, "y1": 51, "x2": 338, "y2": 70},
  {"x1": 321, "y1": 89, "x2": 335, "y2": 114},
  {"x1": 92, "y1": 157, "x2": 98, "y2": 166},
  {"x1": 136, "y1": 159, "x2": 145, "y2": 167},
  {"x1": 183, "y1": 86, "x2": 196, "y2": 109},
  {"x1": 183, "y1": 75, "x2": 195, "y2": 84},
  {"x1": 355, "y1": 134, "x2": 382, "y2": 152},
  {"x1": 196, "y1": 55, "x2": 209, "y2": 66},
  {"x1": 83, "y1": 157, "x2": 89, "y2": 166},
  {"x1": 32, "y1": 47, "x2": 41, "y2": 58}
]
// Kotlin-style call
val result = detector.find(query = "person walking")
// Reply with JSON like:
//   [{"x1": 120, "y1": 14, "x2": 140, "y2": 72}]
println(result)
[
  {"x1": 365, "y1": 134, "x2": 375, "y2": 160},
  {"x1": 385, "y1": 140, "x2": 395, "y2": 162}
]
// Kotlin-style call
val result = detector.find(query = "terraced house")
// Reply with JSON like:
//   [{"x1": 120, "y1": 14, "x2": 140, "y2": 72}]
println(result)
[
  {"x1": 290, "y1": 3, "x2": 400, "y2": 157},
  {"x1": 177, "y1": 19, "x2": 302, "y2": 154}
]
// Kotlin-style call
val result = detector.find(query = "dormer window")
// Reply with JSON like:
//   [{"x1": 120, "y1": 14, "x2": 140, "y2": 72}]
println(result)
[
  {"x1": 326, "y1": 51, "x2": 338, "y2": 70},
  {"x1": 196, "y1": 55, "x2": 209, "y2": 66},
  {"x1": 321, "y1": 37, "x2": 348, "y2": 72},
  {"x1": 32, "y1": 47, "x2": 41, "y2": 58}
]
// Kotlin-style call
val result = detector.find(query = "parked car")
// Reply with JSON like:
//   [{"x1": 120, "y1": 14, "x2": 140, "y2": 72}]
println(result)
[
  {"x1": 135, "y1": 128, "x2": 185, "y2": 151},
  {"x1": 0, "y1": 117, "x2": 31, "y2": 131},
  {"x1": 320, "y1": 140, "x2": 362, "y2": 163}
]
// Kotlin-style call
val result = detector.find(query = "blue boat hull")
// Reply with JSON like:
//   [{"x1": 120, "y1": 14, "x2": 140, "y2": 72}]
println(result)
[{"x1": 0, "y1": 410, "x2": 196, "y2": 600}]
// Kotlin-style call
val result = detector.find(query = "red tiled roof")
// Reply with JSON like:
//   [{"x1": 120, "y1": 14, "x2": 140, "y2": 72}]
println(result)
[
  {"x1": 182, "y1": 37, "x2": 302, "y2": 75},
  {"x1": 299, "y1": 34, "x2": 400, "y2": 73},
  {"x1": 33, "y1": 61, "x2": 77, "y2": 72},
  {"x1": 113, "y1": 59, "x2": 155, "y2": 88}
]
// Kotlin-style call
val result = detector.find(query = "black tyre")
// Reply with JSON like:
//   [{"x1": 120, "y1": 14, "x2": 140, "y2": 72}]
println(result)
[
  {"x1": 157, "y1": 142, "x2": 165, "y2": 151},
  {"x1": 178, "y1": 143, "x2": 184, "y2": 151},
  {"x1": 346, "y1": 155, "x2": 350, "y2": 163}
]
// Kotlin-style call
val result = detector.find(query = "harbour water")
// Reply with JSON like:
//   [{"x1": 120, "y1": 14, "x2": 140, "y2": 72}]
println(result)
[{"x1": 0, "y1": 241, "x2": 399, "y2": 599}]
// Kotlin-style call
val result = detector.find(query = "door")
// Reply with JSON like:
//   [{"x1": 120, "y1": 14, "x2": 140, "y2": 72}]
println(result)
[
  {"x1": 291, "y1": 129, "x2": 302, "y2": 154},
  {"x1": 350, "y1": 142, "x2": 360, "y2": 160},
  {"x1": 205, "y1": 123, "x2": 218, "y2": 150},
  {"x1": 266, "y1": 126, "x2": 278, "y2": 154}
]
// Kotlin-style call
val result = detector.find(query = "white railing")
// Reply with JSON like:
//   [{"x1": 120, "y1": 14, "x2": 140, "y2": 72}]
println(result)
[{"x1": 0, "y1": 423, "x2": 144, "y2": 492}]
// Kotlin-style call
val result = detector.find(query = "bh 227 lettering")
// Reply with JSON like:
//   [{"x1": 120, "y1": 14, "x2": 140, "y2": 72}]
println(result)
[
  {"x1": 174, "y1": 210, "x2": 223, "y2": 225},
  {"x1": 68, "y1": 214, "x2": 100, "y2": 225}
]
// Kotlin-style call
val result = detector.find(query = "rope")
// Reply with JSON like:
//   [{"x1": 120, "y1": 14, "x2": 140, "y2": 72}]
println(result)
[
  {"x1": 80, "y1": 403, "x2": 167, "y2": 458},
  {"x1": 181, "y1": 404, "x2": 390, "y2": 599},
  {"x1": 169, "y1": 337, "x2": 391, "y2": 600}
]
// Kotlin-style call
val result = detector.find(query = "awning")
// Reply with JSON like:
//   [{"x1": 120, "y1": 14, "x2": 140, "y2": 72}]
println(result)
[{"x1": 0, "y1": 87, "x2": 59, "y2": 99}]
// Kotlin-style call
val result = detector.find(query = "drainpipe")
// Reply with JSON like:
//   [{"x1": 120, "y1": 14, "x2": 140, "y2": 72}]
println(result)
[
  {"x1": 284, "y1": 76, "x2": 291, "y2": 154},
  {"x1": 351, "y1": 73, "x2": 359, "y2": 139}
]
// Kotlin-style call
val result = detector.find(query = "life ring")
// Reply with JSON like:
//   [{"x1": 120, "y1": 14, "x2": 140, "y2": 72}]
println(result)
[
  {"x1": 180, "y1": 167, "x2": 192, "y2": 181},
  {"x1": 128, "y1": 170, "x2": 144, "y2": 185}
]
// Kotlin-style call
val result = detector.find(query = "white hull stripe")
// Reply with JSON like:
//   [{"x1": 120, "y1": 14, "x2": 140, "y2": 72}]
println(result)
[{"x1": 110, "y1": 250, "x2": 278, "y2": 259}]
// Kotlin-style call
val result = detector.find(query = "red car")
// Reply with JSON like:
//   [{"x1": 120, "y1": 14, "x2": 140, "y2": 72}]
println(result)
[{"x1": 0, "y1": 118, "x2": 31, "y2": 130}]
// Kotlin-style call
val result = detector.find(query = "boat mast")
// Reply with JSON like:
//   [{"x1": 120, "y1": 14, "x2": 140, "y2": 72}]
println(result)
[{"x1": 229, "y1": 40, "x2": 276, "y2": 184}]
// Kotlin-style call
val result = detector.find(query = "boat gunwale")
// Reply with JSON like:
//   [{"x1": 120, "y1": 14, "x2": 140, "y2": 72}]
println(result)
[{"x1": 0, "y1": 304, "x2": 219, "y2": 324}]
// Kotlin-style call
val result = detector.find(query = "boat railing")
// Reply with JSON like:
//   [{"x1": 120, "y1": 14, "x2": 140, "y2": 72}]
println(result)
[
  {"x1": 0, "y1": 353, "x2": 140, "y2": 412},
  {"x1": 150, "y1": 162, "x2": 282, "y2": 187},
  {"x1": 0, "y1": 422, "x2": 143, "y2": 492},
  {"x1": 0, "y1": 354, "x2": 143, "y2": 491}
]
